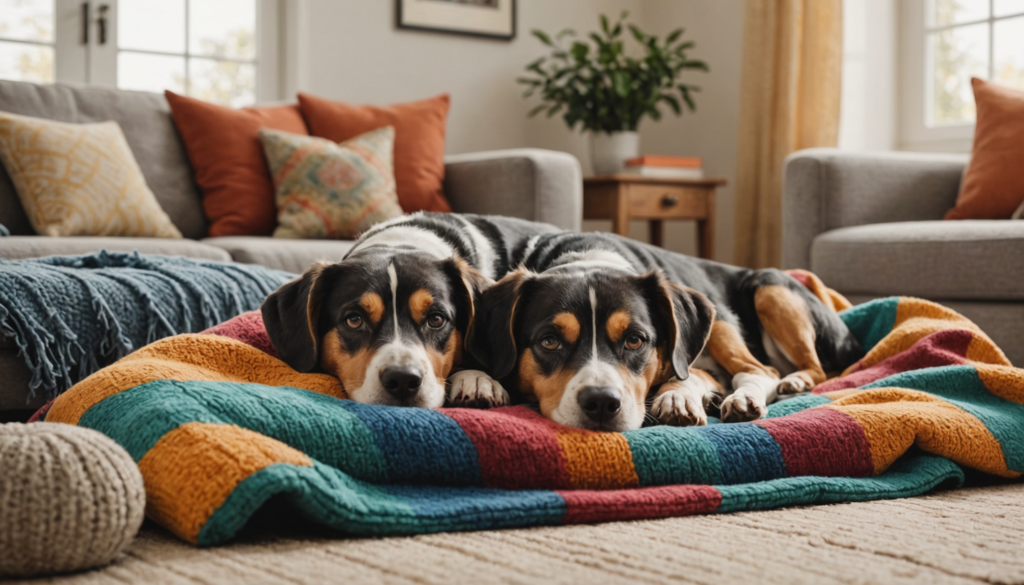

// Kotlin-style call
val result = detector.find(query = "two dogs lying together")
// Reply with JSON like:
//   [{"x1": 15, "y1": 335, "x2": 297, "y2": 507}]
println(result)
[{"x1": 262, "y1": 213, "x2": 864, "y2": 432}]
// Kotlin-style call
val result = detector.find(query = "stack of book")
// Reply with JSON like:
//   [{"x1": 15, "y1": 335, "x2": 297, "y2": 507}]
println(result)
[{"x1": 623, "y1": 155, "x2": 703, "y2": 179}]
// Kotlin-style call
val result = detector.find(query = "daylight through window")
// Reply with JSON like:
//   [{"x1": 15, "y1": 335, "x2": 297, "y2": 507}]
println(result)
[{"x1": 927, "y1": 0, "x2": 1024, "y2": 125}]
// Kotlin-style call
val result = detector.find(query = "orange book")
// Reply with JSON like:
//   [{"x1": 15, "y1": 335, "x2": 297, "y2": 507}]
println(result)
[{"x1": 625, "y1": 155, "x2": 702, "y2": 168}]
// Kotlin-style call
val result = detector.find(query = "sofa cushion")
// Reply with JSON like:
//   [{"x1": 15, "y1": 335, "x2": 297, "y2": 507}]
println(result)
[
  {"x1": 0, "y1": 113, "x2": 181, "y2": 238},
  {"x1": 202, "y1": 237, "x2": 355, "y2": 273},
  {"x1": 811, "y1": 220, "x2": 1024, "y2": 300},
  {"x1": 260, "y1": 127, "x2": 403, "y2": 239},
  {"x1": 165, "y1": 91, "x2": 310, "y2": 237},
  {"x1": 945, "y1": 78, "x2": 1024, "y2": 220},
  {"x1": 0, "y1": 80, "x2": 206, "y2": 239},
  {"x1": 0, "y1": 237, "x2": 231, "y2": 262},
  {"x1": 298, "y1": 92, "x2": 452, "y2": 214}
]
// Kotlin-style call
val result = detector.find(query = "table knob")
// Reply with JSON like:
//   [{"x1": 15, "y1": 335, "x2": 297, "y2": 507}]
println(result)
[{"x1": 661, "y1": 194, "x2": 679, "y2": 207}]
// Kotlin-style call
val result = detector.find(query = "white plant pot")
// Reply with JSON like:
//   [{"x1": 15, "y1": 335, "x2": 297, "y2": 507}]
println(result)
[{"x1": 589, "y1": 131, "x2": 639, "y2": 176}]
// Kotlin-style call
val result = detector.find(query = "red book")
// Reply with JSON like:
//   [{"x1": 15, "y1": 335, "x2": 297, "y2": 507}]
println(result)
[{"x1": 625, "y1": 155, "x2": 702, "y2": 168}]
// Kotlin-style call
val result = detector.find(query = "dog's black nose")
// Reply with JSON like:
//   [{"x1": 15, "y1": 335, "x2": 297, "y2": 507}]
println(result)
[
  {"x1": 578, "y1": 386, "x2": 621, "y2": 422},
  {"x1": 380, "y1": 367, "x2": 423, "y2": 400}
]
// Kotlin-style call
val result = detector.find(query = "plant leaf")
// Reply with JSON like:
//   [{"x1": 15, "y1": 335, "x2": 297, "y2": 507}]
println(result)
[
  {"x1": 600, "y1": 14, "x2": 610, "y2": 34},
  {"x1": 532, "y1": 30, "x2": 553, "y2": 46},
  {"x1": 628, "y1": 24, "x2": 645, "y2": 43},
  {"x1": 661, "y1": 93, "x2": 681, "y2": 115},
  {"x1": 666, "y1": 29, "x2": 683, "y2": 44},
  {"x1": 571, "y1": 41, "x2": 589, "y2": 62},
  {"x1": 528, "y1": 104, "x2": 547, "y2": 117}
]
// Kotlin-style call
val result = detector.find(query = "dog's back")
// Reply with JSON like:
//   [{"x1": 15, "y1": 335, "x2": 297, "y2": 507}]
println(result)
[{"x1": 348, "y1": 212, "x2": 563, "y2": 281}]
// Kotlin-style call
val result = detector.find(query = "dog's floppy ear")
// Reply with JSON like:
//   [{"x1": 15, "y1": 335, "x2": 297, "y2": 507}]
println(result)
[
  {"x1": 468, "y1": 267, "x2": 533, "y2": 380},
  {"x1": 640, "y1": 270, "x2": 716, "y2": 381},
  {"x1": 261, "y1": 261, "x2": 341, "y2": 372},
  {"x1": 442, "y1": 256, "x2": 493, "y2": 344}
]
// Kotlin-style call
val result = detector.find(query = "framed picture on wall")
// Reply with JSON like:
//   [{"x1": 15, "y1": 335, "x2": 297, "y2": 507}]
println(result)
[{"x1": 396, "y1": 0, "x2": 516, "y2": 40}]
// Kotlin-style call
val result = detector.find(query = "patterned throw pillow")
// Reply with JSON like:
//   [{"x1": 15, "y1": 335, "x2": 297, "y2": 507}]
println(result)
[
  {"x1": 0, "y1": 112, "x2": 181, "y2": 238},
  {"x1": 260, "y1": 126, "x2": 404, "y2": 239}
]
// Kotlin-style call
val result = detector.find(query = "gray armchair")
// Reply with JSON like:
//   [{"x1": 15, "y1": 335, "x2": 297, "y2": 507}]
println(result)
[{"x1": 782, "y1": 148, "x2": 1023, "y2": 365}]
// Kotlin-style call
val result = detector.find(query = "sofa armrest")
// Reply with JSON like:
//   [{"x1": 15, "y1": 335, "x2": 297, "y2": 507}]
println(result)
[
  {"x1": 443, "y1": 149, "x2": 582, "y2": 231},
  {"x1": 782, "y1": 148, "x2": 969, "y2": 269}
]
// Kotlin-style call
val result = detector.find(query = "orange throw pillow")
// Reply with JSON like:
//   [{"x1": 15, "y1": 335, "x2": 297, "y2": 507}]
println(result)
[
  {"x1": 297, "y1": 92, "x2": 452, "y2": 213},
  {"x1": 945, "y1": 78, "x2": 1024, "y2": 220},
  {"x1": 165, "y1": 91, "x2": 309, "y2": 236}
]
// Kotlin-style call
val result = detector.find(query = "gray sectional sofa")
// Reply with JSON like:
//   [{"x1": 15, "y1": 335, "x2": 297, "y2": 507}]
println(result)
[
  {"x1": 783, "y1": 148, "x2": 1023, "y2": 366},
  {"x1": 0, "y1": 79, "x2": 583, "y2": 411}
]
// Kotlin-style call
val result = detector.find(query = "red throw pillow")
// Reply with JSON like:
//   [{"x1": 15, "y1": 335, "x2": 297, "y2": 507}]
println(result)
[
  {"x1": 165, "y1": 91, "x2": 309, "y2": 236},
  {"x1": 945, "y1": 78, "x2": 1024, "y2": 220},
  {"x1": 297, "y1": 92, "x2": 452, "y2": 213}
]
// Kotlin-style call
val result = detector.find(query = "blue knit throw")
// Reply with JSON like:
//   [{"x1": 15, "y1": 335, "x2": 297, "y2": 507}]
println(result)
[{"x1": 0, "y1": 251, "x2": 295, "y2": 402}]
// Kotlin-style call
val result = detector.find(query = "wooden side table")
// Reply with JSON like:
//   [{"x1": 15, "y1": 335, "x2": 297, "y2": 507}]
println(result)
[{"x1": 582, "y1": 175, "x2": 726, "y2": 260}]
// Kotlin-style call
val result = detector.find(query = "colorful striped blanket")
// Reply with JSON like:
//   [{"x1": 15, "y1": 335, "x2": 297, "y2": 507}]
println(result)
[{"x1": 41, "y1": 296, "x2": 1023, "y2": 547}]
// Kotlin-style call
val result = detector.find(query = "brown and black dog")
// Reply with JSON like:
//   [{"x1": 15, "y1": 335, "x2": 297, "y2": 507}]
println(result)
[
  {"x1": 261, "y1": 213, "x2": 561, "y2": 408},
  {"x1": 470, "y1": 232, "x2": 863, "y2": 431}
]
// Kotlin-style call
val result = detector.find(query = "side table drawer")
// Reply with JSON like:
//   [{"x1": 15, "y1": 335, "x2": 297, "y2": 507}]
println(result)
[{"x1": 628, "y1": 184, "x2": 709, "y2": 219}]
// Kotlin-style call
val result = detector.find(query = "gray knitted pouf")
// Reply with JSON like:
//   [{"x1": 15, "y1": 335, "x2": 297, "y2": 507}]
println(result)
[{"x1": 0, "y1": 422, "x2": 146, "y2": 577}]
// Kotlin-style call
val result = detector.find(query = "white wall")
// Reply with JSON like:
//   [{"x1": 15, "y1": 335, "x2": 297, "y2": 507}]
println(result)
[
  {"x1": 290, "y1": 0, "x2": 643, "y2": 167},
  {"x1": 289, "y1": 0, "x2": 745, "y2": 260},
  {"x1": 838, "y1": 0, "x2": 897, "y2": 151}
]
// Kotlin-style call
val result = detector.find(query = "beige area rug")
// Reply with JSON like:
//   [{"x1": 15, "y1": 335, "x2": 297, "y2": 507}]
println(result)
[{"x1": 17, "y1": 483, "x2": 1024, "y2": 585}]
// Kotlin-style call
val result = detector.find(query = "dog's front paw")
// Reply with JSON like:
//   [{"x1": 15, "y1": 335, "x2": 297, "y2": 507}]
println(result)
[
  {"x1": 447, "y1": 370, "x2": 509, "y2": 408},
  {"x1": 776, "y1": 372, "x2": 812, "y2": 395},
  {"x1": 720, "y1": 391, "x2": 767, "y2": 423},
  {"x1": 651, "y1": 387, "x2": 707, "y2": 427}
]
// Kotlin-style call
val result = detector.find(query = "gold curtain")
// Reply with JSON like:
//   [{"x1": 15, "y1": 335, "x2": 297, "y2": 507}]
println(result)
[{"x1": 733, "y1": 0, "x2": 843, "y2": 269}]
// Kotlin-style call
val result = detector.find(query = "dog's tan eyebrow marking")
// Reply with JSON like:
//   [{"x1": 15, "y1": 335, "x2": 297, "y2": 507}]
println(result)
[
  {"x1": 409, "y1": 289, "x2": 434, "y2": 324},
  {"x1": 606, "y1": 310, "x2": 631, "y2": 343},
  {"x1": 552, "y1": 312, "x2": 580, "y2": 344},
  {"x1": 359, "y1": 292, "x2": 384, "y2": 324}
]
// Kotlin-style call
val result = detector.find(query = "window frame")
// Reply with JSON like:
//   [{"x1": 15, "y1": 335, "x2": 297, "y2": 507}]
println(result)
[
  {"x1": 899, "y1": 0, "x2": 1024, "y2": 151},
  {"x1": 0, "y1": 0, "x2": 281, "y2": 105},
  {"x1": 91, "y1": 0, "x2": 280, "y2": 105}
]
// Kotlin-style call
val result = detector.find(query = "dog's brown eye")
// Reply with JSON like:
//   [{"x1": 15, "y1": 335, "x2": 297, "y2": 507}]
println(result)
[
  {"x1": 345, "y1": 314, "x2": 363, "y2": 329},
  {"x1": 624, "y1": 335, "x2": 644, "y2": 350},
  {"x1": 427, "y1": 313, "x2": 446, "y2": 329},
  {"x1": 540, "y1": 336, "x2": 560, "y2": 351}
]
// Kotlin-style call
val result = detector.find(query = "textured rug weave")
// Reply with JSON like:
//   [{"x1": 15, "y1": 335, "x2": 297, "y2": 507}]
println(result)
[
  {"x1": 0, "y1": 252, "x2": 293, "y2": 400},
  {"x1": 41, "y1": 297, "x2": 1024, "y2": 547}
]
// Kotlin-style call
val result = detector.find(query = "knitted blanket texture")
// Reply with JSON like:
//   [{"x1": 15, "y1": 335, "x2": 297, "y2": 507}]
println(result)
[
  {"x1": 42, "y1": 296, "x2": 1024, "y2": 547},
  {"x1": 0, "y1": 252, "x2": 294, "y2": 401}
]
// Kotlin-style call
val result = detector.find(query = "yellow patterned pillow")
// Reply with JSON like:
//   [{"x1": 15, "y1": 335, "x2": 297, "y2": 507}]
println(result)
[{"x1": 0, "y1": 112, "x2": 181, "y2": 238}]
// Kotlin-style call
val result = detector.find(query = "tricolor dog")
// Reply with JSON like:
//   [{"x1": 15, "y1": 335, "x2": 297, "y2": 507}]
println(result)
[
  {"x1": 471, "y1": 232, "x2": 863, "y2": 432},
  {"x1": 261, "y1": 213, "x2": 560, "y2": 408}
]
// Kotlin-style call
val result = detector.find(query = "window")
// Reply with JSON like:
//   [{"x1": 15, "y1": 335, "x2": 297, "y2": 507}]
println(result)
[
  {"x1": 926, "y1": 0, "x2": 1024, "y2": 125},
  {"x1": 0, "y1": 0, "x2": 278, "y2": 107},
  {"x1": 900, "y1": 0, "x2": 1024, "y2": 150},
  {"x1": 116, "y1": 0, "x2": 258, "y2": 107},
  {"x1": 0, "y1": 0, "x2": 55, "y2": 83}
]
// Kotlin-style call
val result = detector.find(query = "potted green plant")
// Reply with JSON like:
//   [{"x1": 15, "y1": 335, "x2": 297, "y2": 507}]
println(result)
[{"x1": 519, "y1": 12, "x2": 708, "y2": 175}]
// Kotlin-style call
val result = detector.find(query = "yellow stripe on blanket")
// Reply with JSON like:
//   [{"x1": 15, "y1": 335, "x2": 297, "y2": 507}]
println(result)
[
  {"x1": 139, "y1": 422, "x2": 313, "y2": 544},
  {"x1": 47, "y1": 334, "x2": 345, "y2": 424},
  {"x1": 824, "y1": 387, "x2": 1015, "y2": 477},
  {"x1": 849, "y1": 299, "x2": 1010, "y2": 373},
  {"x1": 976, "y1": 364, "x2": 1024, "y2": 405}
]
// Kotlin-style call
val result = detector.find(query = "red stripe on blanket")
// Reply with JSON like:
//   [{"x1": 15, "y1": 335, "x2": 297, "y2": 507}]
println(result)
[
  {"x1": 757, "y1": 407, "x2": 874, "y2": 477},
  {"x1": 814, "y1": 329, "x2": 973, "y2": 393},
  {"x1": 443, "y1": 407, "x2": 574, "y2": 490},
  {"x1": 559, "y1": 485, "x2": 722, "y2": 524},
  {"x1": 201, "y1": 311, "x2": 278, "y2": 358}
]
